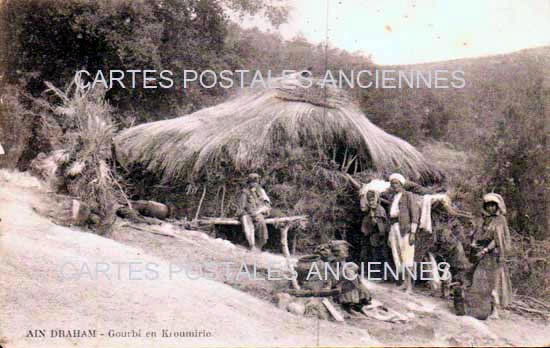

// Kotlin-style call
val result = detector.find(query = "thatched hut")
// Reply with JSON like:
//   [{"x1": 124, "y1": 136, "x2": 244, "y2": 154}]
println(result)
[{"x1": 114, "y1": 75, "x2": 442, "y2": 250}]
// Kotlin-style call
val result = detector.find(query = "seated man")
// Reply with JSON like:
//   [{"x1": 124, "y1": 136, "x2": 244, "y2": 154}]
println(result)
[
  {"x1": 331, "y1": 262, "x2": 372, "y2": 314},
  {"x1": 286, "y1": 261, "x2": 371, "y2": 315},
  {"x1": 238, "y1": 173, "x2": 271, "y2": 250}
]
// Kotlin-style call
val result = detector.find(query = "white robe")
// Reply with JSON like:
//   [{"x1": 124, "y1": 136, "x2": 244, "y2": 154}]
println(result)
[{"x1": 388, "y1": 192, "x2": 415, "y2": 271}]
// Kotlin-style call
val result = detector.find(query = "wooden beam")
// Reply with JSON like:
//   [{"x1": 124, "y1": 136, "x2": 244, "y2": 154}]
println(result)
[
  {"x1": 198, "y1": 215, "x2": 307, "y2": 226},
  {"x1": 199, "y1": 217, "x2": 241, "y2": 225}
]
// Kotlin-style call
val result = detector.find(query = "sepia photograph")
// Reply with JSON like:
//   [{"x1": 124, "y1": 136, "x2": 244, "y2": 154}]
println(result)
[{"x1": 0, "y1": 0, "x2": 548, "y2": 347}]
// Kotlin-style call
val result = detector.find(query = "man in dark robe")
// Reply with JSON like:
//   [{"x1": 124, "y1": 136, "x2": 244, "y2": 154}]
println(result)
[{"x1": 360, "y1": 189, "x2": 389, "y2": 273}]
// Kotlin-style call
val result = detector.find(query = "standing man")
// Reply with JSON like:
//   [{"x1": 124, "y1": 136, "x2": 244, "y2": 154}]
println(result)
[
  {"x1": 360, "y1": 188, "x2": 389, "y2": 273},
  {"x1": 239, "y1": 173, "x2": 271, "y2": 251},
  {"x1": 387, "y1": 173, "x2": 420, "y2": 294}
]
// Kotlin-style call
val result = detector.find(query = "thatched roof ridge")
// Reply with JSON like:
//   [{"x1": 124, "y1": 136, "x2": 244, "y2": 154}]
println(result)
[{"x1": 114, "y1": 75, "x2": 442, "y2": 182}]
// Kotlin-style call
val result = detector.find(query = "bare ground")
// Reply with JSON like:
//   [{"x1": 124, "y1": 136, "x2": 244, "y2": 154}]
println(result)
[{"x1": 0, "y1": 170, "x2": 548, "y2": 347}]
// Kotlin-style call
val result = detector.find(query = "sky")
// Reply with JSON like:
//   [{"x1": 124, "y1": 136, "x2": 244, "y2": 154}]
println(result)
[{"x1": 234, "y1": 0, "x2": 550, "y2": 65}]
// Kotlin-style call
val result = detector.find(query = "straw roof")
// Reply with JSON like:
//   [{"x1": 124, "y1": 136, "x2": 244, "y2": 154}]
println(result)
[{"x1": 114, "y1": 75, "x2": 441, "y2": 182}]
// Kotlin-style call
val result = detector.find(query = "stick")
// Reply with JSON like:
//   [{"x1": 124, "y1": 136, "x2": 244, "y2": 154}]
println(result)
[
  {"x1": 127, "y1": 224, "x2": 175, "y2": 238},
  {"x1": 341, "y1": 148, "x2": 348, "y2": 171},
  {"x1": 519, "y1": 296, "x2": 550, "y2": 310},
  {"x1": 343, "y1": 154, "x2": 357, "y2": 173},
  {"x1": 510, "y1": 304, "x2": 549, "y2": 317},
  {"x1": 322, "y1": 299, "x2": 345, "y2": 322},
  {"x1": 520, "y1": 295, "x2": 550, "y2": 310},
  {"x1": 194, "y1": 186, "x2": 207, "y2": 221},
  {"x1": 341, "y1": 172, "x2": 361, "y2": 190}
]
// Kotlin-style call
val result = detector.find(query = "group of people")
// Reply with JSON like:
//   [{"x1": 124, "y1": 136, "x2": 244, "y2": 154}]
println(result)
[
  {"x1": 237, "y1": 171, "x2": 513, "y2": 319},
  {"x1": 360, "y1": 172, "x2": 513, "y2": 319}
]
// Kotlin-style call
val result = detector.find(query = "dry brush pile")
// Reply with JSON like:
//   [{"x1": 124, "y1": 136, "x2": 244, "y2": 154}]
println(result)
[{"x1": 30, "y1": 76, "x2": 127, "y2": 234}]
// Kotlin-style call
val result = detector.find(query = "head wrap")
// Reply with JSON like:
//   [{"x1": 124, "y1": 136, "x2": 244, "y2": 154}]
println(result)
[
  {"x1": 483, "y1": 193, "x2": 507, "y2": 215},
  {"x1": 329, "y1": 240, "x2": 352, "y2": 258},
  {"x1": 247, "y1": 173, "x2": 260, "y2": 183},
  {"x1": 388, "y1": 173, "x2": 406, "y2": 185}
]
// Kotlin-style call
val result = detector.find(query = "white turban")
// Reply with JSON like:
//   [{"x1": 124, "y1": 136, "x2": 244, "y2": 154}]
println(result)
[{"x1": 388, "y1": 173, "x2": 406, "y2": 185}]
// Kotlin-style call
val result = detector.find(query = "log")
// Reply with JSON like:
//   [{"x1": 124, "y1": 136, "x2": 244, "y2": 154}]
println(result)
[
  {"x1": 131, "y1": 200, "x2": 170, "y2": 220},
  {"x1": 199, "y1": 217, "x2": 241, "y2": 225}
]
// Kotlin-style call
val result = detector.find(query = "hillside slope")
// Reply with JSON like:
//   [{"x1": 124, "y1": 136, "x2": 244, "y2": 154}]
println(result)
[
  {"x1": 364, "y1": 46, "x2": 550, "y2": 147},
  {"x1": 0, "y1": 171, "x2": 375, "y2": 348}
]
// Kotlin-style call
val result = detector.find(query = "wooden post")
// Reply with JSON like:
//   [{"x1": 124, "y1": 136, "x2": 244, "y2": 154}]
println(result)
[
  {"x1": 194, "y1": 186, "x2": 207, "y2": 221},
  {"x1": 280, "y1": 224, "x2": 291, "y2": 258},
  {"x1": 220, "y1": 184, "x2": 226, "y2": 217}
]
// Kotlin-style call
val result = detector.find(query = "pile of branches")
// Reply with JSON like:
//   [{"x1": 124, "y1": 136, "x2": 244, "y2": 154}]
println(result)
[
  {"x1": 510, "y1": 295, "x2": 550, "y2": 320},
  {"x1": 34, "y1": 76, "x2": 127, "y2": 234}
]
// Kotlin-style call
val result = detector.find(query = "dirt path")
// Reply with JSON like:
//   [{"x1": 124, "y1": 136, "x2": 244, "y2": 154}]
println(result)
[
  {"x1": 0, "y1": 171, "x2": 375, "y2": 348},
  {"x1": 1, "y1": 170, "x2": 548, "y2": 347}
]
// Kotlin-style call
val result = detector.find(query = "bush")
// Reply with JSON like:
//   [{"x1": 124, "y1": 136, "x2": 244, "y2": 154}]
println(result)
[
  {"x1": 481, "y1": 102, "x2": 548, "y2": 240},
  {"x1": 1, "y1": 0, "x2": 229, "y2": 119}
]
